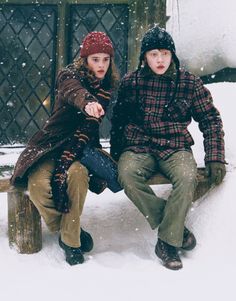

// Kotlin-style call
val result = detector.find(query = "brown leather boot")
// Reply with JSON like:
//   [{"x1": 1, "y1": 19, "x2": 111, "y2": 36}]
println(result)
[
  {"x1": 155, "y1": 239, "x2": 183, "y2": 270},
  {"x1": 182, "y1": 227, "x2": 197, "y2": 251}
]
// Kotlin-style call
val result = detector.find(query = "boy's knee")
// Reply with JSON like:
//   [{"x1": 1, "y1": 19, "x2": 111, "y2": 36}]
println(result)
[
  {"x1": 174, "y1": 168, "x2": 198, "y2": 187},
  {"x1": 118, "y1": 163, "x2": 135, "y2": 182},
  {"x1": 118, "y1": 164, "x2": 145, "y2": 189}
]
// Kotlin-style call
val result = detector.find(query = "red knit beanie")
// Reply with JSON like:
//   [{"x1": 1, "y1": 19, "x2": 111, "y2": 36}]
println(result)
[{"x1": 80, "y1": 31, "x2": 114, "y2": 57}]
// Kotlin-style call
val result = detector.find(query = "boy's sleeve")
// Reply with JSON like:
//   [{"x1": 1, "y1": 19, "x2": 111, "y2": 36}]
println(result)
[{"x1": 191, "y1": 77, "x2": 225, "y2": 163}]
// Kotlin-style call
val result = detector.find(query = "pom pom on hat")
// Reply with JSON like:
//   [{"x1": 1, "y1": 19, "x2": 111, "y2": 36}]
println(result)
[{"x1": 80, "y1": 31, "x2": 114, "y2": 57}]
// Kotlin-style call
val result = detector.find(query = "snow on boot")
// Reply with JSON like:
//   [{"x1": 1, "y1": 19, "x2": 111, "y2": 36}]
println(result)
[{"x1": 155, "y1": 238, "x2": 183, "y2": 270}]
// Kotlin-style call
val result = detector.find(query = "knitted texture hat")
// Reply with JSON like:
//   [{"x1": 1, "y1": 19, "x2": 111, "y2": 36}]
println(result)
[
  {"x1": 138, "y1": 26, "x2": 180, "y2": 70},
  {"x1": 80, "y1": 31, "x2": 114, "y2": 57}
]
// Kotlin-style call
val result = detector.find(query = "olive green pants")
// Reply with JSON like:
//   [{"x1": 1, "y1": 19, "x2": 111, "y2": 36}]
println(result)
[
  {"x1": 28, "y1": 159, "x2": 89, "y2": 248},
  {"x1": 118, "y1": 151, "x2": 198, "y2": 247}
]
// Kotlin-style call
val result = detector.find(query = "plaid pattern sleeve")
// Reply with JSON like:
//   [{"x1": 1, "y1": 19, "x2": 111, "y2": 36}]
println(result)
[{"x1": 191, "y1": 77, "x2": 225, "y2": 163}]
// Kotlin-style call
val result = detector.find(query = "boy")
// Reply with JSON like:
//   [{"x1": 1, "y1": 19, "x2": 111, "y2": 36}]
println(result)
[{"x1": 110, "y1": 26, "x2": 226, "y2": 270}]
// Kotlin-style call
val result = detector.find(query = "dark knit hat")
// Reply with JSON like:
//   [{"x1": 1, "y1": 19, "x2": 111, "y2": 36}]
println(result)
[
  {"x1": 138, "y1": 26, "x2": 180, "y2": 70},
  {"x1": 80, "y1": 31, "x2": 114, "y2": 58}
]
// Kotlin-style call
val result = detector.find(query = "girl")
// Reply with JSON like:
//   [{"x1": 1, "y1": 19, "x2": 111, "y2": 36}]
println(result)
[{"x1": 11, "y1": 32, "x2": 122, "y2": 265}]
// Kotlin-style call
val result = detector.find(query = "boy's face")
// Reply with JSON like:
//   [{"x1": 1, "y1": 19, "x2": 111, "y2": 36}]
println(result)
[{"x1": 145, "y1": 49, "x2": 172, "y2": 75}]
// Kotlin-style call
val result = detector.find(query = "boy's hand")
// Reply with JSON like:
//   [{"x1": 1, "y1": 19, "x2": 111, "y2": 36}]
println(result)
[
  {"x1": 205, "y1": 162, "x2": 226, "y2": 185},
  {"x1": 85, "y1": 102, "x2": 104, "y2": 118}
]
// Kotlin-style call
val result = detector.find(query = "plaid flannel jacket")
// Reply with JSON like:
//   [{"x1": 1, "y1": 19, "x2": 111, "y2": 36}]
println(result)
[{"x1": 110, "y1": 68, "x2": 225, "y2": 163}]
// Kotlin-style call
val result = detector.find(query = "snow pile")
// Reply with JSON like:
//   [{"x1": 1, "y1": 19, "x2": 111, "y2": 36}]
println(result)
[{"x1": 167, "y1": 0, "x2": 236, "y2": 75}]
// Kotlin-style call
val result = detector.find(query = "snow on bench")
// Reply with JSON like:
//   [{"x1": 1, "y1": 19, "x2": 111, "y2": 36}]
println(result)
[{"x1": 0, "y1": 167, "x2": 211, "y2": 254}]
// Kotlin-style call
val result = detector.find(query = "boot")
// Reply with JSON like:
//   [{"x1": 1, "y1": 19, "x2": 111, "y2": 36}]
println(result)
[
  {"x1": 80, "y1": 228, "x2": 94, "y2": 253},
  {"x1": 182, "y1": 227, "x2": 197, "y2": 251},
  {"x1": 59, "y1": 237, "x2": 84, "y2": 265},
  {"x1": 155, "y1": 238, "x2": 183, "y2": 270}
]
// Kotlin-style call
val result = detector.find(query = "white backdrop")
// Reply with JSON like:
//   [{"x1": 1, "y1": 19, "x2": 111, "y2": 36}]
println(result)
[{"x1": 167, "y1": 0, "x2": 236, "y2": 75}]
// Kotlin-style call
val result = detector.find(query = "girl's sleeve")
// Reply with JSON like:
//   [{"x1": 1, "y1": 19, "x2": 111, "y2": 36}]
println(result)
[{"x1": 56, "y1": 69, "x2": 98, "y2": 112}]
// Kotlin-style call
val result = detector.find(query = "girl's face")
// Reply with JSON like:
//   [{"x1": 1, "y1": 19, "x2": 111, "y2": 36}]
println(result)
[
  {"x1": 87, "y1": 53, "x2": 111, "y2": 79},
  {"x1": 145, "y1": 49, "x2": 172, "y2": 75}
]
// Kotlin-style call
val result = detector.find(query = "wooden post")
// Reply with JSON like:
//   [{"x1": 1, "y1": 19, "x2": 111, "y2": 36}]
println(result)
[{"x1": 8, "y1": 187, "x2": 42, "y2": 254}]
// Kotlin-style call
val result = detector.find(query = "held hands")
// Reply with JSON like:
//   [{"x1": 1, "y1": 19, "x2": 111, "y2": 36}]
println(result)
[
  {"x1": 205, "y1": 162, "x2": 226, "y2": 186},
  {"x1": 85, "y1": 102, "x2": 104, "y2": 118}
]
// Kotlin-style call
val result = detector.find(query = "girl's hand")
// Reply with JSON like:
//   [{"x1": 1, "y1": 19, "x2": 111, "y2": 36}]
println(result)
[{"x1": 85, "y1": 102, "x2": 105, "y2": 118}]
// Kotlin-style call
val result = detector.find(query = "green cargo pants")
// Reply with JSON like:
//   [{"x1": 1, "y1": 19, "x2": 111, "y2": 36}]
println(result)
[
  {"x1": 28, "y1": 159, "x2": 89, "y2": 248},
  {"x1": 118, "y1": 151, "x2": 198, "y2": 247}
]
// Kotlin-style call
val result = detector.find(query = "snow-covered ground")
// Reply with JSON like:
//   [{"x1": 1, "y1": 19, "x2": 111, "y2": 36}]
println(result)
[{"x1": 0, "y1": 82, "x2": 235, "y2": 301}]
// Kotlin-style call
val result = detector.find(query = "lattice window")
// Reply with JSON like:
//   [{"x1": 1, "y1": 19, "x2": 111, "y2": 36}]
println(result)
[
  {"x1": 69, "y1": 4, "x2": 129, "y2": 77},
  {"x1": 0, "y1": 4, "x2": 57, "y2": 144},
  {"x1": 0, "y1": 3, "x2": 129, "y2": 144}
]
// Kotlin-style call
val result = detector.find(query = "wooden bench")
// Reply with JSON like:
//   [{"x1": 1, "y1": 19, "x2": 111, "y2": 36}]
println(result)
[{"x1": 0, "y1": 168, "x2": 211, "y2": 254}]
